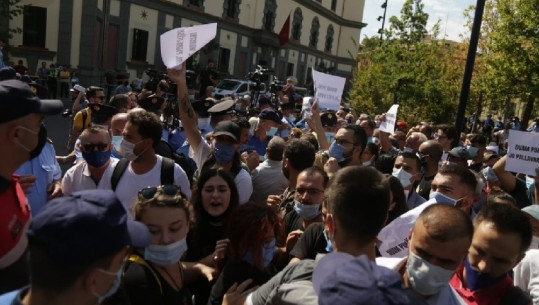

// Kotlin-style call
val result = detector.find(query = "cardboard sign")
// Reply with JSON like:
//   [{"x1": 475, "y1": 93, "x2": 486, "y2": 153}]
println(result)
[
  {"x1": 312, "y1": 69, "x2": 345, "y2": 110},
  {"x1": 160, "y1": 23, "x2": 217, "y2": 69},
  {"x1": 380, "y1": 104, "x2": 399, "y2": 134},
  {"x1": 506, "y1": 130, "x2": 539, "y2": 176}
]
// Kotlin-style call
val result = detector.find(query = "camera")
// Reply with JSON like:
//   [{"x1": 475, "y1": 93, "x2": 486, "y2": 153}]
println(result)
[
  {"x1": 247, "y1": 65, "x2": 271, "y2": 83},
  {"x1": 270, "y1": 79, "x2": 284, "y2": 93}
]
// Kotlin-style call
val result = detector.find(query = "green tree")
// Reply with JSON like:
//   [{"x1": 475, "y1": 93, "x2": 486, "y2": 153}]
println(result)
[{"x1": 349, "y1": 0, "x2": 464, "y2": 124}]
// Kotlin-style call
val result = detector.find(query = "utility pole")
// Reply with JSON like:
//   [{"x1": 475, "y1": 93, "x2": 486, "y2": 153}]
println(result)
[{"x1": 378, "y1": 0, "x2": 388, "y2": 43}]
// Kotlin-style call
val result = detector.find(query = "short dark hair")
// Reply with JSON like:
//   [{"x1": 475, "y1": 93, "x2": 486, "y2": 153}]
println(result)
[
  {"x1": 109, "y1": 94, "x2": 130, "y2": 110},
  {"x1": 86, "y1": 86, "x2": 104, "y2": 99},
  {"x1": 300, "y1": 133, "x2": 319, "y2": 151},
  {"x1": 474, "y1": 204, "x2": 532, "y2": 252},
  {"x1": 234, "y1": 117, "x2": 251, "y2": 129},
  {"x1": 486, "y1": 190, "x2": 517, "y2": 207},
  {"x1": 437, "y1": 163, "x2": 477, "y2": 194},
  {"x1": 326, "y1": 166, "x2": 390, "y2": 245},
  {"x1": 283, "y1": 139, "x2": 316, "y2": 172},
  {"x1": 466, "y1": 133, "x2": 487, "y2": 147},
  {"x1": 398, "y1": 151, "x2": 422, "y2": 172},
  {"x1": 300, "y1": 166, "x2": 329, "y2": 188},
  {"x1": 343, "y1": 124, "x2": 367, "y2": 151},
  {"x1": 28, "y1": 240, "x2": 119, "y2": 293},
  {"x1": 436, "y1": 124, "x2": 457, "y2": 146},
  {"x1": 417, "y1": 204, "x2": 473, "y2": 242},
  {"x1": 386, "y1": 175, "x2": 408, "y2": 223},
  {"x1": 375, "y1": 153, "x2": 397, "y2": 175},
  {"x1": 127, "y1": 110, "x2": 162, "y2": 148},
  {"x1": 267, "y1": 136, "x2": 285, "y2": 161}
]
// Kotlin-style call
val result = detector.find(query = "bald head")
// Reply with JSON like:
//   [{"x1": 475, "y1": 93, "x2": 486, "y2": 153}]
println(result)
[
  {"x1": 110, "y1": 113, "x2": 128, "y2": 136},
  {"x1": 418, "y1": 140, "x2": 443, "y2": 163}
]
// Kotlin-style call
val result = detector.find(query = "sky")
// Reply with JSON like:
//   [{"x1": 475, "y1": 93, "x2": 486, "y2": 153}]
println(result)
[{"x1": 360, "y1": 0, "x2": 477, "y2": 43}]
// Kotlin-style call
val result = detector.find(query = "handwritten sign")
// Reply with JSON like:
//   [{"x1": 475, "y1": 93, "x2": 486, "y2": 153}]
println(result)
[
  {"x1": 506, "y1": 130, "x2": 539, "y2": 176},
  {"x1": 160, "y1": 23, "x2": 217, "y2": 69},
  {"x1": 379, "y1": 104, "x2": 399, "y2": 134},
  {"x1": 312, "y1": 69, "x2": 345, "y2": 110}
]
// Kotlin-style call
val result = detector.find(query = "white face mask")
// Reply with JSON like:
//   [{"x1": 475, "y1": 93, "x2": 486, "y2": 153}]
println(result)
[
  {"x1": 120, "y1": 139, "x2": 146, "y2": 161},
  {"x1": 393, "y1": 167, "x2": 413, "y2": 189},
  {"x1": 406, "y1": 251, "x2": 455, "y2": 296}
]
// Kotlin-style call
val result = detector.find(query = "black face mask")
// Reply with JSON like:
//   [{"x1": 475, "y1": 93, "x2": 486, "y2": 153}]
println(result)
[{"x1": 30, "y1": 125, "x2": 48, "y2": 160}]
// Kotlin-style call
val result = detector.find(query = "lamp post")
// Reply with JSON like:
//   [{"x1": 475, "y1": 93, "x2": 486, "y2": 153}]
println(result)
[{"x1": 378, "y1": 0, "x2": 388, "y2": 42}]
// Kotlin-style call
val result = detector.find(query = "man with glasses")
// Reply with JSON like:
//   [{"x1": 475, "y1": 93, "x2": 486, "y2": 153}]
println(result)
[
  {"x1": 434, "y1": 125, "x2": 457, "y2": 162},
  {"x1": 67, "y1": 86, "x2": 106, "y2": 152},
  {"x1": 325, "y1": 125, "x2": 367, "y2": 178},
  {"x1": 62, "y1": 126, "x2": 118, "y2": 195},
  {"x1": 283, "y1": 167, "x2": 329, "y2": 253}
]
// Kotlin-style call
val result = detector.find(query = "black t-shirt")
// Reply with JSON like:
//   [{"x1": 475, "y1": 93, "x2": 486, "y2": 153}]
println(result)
[
  {"x1": 511, "y1": 178, "x2": 532, "y2": 209},
  {"x1": 284, "y1": 209, "x2": 302, "y2": 236},
  {"x1": 289, "y1": 223, "x2": 328, "y2": 260},
  {"x1": 105, "y1": 258, "x2": 192, "y2": 305},
  {"x1": 185, "y1": 223, "x2": 225, "y2": 262},
  {"x1": 208, "y1": 260, "x2": 276, "y2": 305}
]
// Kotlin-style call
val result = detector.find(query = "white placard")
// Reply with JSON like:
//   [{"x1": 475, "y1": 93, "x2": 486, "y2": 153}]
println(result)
[
  {"x1": 160, "y1": 23, "x2": 218, "y2": 69},
  {"x1": 312, "y1": 69, "x2": 345, "y2": 110},
  {"x1": 506, "y1": 130, "x2": 539, "y2": 176},
  {"x1": 379, "y1": 104, "x2": 399, "y2": 133}
]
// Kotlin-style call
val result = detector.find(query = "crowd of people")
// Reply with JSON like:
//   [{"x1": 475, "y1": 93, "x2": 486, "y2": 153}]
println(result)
[{"x1": 1, "y1": 58, "x2": 539, "y2": 305}]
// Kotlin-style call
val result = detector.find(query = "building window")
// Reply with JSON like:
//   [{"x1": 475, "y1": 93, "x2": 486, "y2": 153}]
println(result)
[
  {"x1": 218, "y1": 47, "x2": 230, "y2": 73},
  {"x1": 263, "y1": 0, "x2": 277, "y2": 31},
  {"x1": 223, "y1": 0, "x2": 241, "y2": 19},
  {"x1": 331, "y1": 0, "x2": 337, "y2": 11},
  {"x1": 325, "y1": 25, "x2": 334, "y2": 52},
  {"x1": 23, "y1": 6, "x2": 47, "y2": 48},
  {"x1": 189, "y1": 0, "x2": 203, "y2": 6},
  {"x1": 292, "y1": 8, "x2": 303, "y2": 41},
  {"x1": 309, "y1": 17, "x2": 320, "y2": 48},
  {"x1": 286, "y1": 63, "x2": 294, "y2": 77},
  {"x1": 132, "y1": 29, "x2": 148, "y2": 61}
]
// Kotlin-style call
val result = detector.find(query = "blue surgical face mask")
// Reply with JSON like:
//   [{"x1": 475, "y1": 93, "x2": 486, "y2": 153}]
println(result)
[
  {"x1": 323, "y1": 229, "x2": 333, "y2": 252},
  {"x1": 325, "y1": 132, "x2": 336, "y2": 144},
  {"x1": 328, "y1": 141, "x2": 348, "y2": 163},
  {"x1": 429, "y1": 191, "x2": 463, "y2": 206},
  {"x1": 367, "y1": 136, "x2": 373, "y2": 143},
  {"x1": 293, "y1": 200, "x2": 321, "y2": 221},
  {"x1": 214, "y1": 142, "x2": 236, "y2": 164},
  {"x1": 464, "y1": 256, "x2": 506, "y2": 291},
  {"x1": 93, "y1": 262, "x2": 124, "y2": 304},
  {"x1": 403, "y1": 146, "x2": 414, "y2": 153},
  {"x1": 144, "y1": 238, "x2": 188, "y2": 267},
  {"x1": 111, "y1": 135, "x2": 123, "y2": 158},
  {"x1": 466, "y1": 145, "x2": 479, "y2": 158},
  {"x1": 267, "y1": 127, "x2": 278, "y2": 137},
  {"x1": 243, "y1": 238, "x2": 276, "y2": 268}
]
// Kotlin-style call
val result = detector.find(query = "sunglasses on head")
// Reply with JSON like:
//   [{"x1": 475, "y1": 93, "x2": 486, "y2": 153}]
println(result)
[
  {"x1": 82, "y1": 142, "x2": 108, "y2": 151},
  {"x1": 138, "y1": 185, "x2": 182, "y2": 200}
]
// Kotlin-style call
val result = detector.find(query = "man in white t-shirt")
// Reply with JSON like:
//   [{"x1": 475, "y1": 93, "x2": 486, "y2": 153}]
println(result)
[
  {"x1": 100, "y1": 109, "x2": 191, "y2": 215},
  {"x1": 62, "y1": 126, "x2": 118, "y2": 195},
  {"x1": 377, "y1": 204, "x2": 472, "y2": 305}
]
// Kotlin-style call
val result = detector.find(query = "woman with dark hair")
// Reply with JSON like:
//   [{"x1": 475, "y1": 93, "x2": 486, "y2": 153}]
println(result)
[
  {"x1": 386, "y1": 174, "x2": 409, "y2": 224},
  {"x1": 362, "y1": 142, "x2": 380, "y2": 166},
  {"x1": 184, "y1": 168, "x2": 239, "y2": 305},
  {"x1": 208, "y1": 204, "x2": 282, "y2": 305}
]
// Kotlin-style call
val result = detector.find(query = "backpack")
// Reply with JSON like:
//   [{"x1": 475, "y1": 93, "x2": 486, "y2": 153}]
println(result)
[
  {"x1": 155, "y1": 140, "x2": 194, "y2": 185},
  {"x1": 111, "y1": 157, "x2": 175, "y2": 191}
]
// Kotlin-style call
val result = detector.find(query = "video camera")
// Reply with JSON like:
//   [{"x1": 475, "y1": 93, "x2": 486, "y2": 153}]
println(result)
[
  {"x1": 270, "y1": 77, "x2": 284, "y2": 93},
  {"x1": 247, "y1": 65, "x2": 271, "y2": 83}
]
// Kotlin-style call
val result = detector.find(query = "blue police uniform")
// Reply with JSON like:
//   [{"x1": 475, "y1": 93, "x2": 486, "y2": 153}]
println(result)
[{"x1": 15, "y1": 141, "x2": 61, "y2": 216}]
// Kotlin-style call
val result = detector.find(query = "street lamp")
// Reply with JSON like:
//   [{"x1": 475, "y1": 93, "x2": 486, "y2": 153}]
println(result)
[{"x1": 378, "y1": 0, "x2": 388, "y2": 43}]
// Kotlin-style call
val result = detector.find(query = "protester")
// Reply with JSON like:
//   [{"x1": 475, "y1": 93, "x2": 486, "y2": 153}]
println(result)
[{"x1": 392, "y1": 152, "x2": 426, "y2": 209}]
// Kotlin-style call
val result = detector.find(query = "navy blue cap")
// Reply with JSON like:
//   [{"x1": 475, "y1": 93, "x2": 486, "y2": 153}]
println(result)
[
  {"x1": 313, "y1": 253, "x2": 409, "y2": 305},
  {"x1": 27, "y1": 190, "x2": 151, "y2": 266},
  {"x1": 0, "y1": 80, "x2": 63, "y2": 123},
  {"x1": 320, "y1": 112, "x2": 337, "y2": 127},
  {"x1": 90, "y1": 103, "x2": 119, "y2": 124},
  {"x1": 259, "y1": 108, "x2": 283, "y2": 124}
]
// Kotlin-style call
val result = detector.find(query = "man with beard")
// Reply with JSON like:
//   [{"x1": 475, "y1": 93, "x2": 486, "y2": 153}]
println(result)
[{"x1": 324, "y1": 124, "x2": 367, "y2": 178}]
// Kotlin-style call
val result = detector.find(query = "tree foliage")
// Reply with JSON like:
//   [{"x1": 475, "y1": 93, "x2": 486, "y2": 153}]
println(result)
[{"x1": 349, "y1": 0, "x2": 464, "y2": 124}]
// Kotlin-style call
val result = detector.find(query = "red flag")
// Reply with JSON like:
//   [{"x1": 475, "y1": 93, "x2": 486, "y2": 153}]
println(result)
[{"x1": 279, "y1": 14, "x2": 291, "y2": 46}]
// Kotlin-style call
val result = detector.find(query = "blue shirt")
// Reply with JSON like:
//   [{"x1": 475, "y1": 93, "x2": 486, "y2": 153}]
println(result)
[
  {"x1": 0, "y1": 49, "x2": 5, "y2": 69},
  {"x1": 15, "y1": 142, "x2": 61, "y2": 216},
  {"x1": 248, "y1": 133, "x2": 271, "y2": 156}
]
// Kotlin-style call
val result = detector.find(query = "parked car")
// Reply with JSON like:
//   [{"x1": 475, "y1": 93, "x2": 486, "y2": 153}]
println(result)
[{"x1": 212, "y1": 79, "x2": 267, "y2": 99}]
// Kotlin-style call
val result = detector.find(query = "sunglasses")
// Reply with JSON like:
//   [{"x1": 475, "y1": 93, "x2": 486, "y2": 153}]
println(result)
[
  {"x1": 82, "y1": 142, "x2": 108, "y2": 151},
  {"x1": 138, "y1": 185, "x2": 182, "y2": 200}
]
